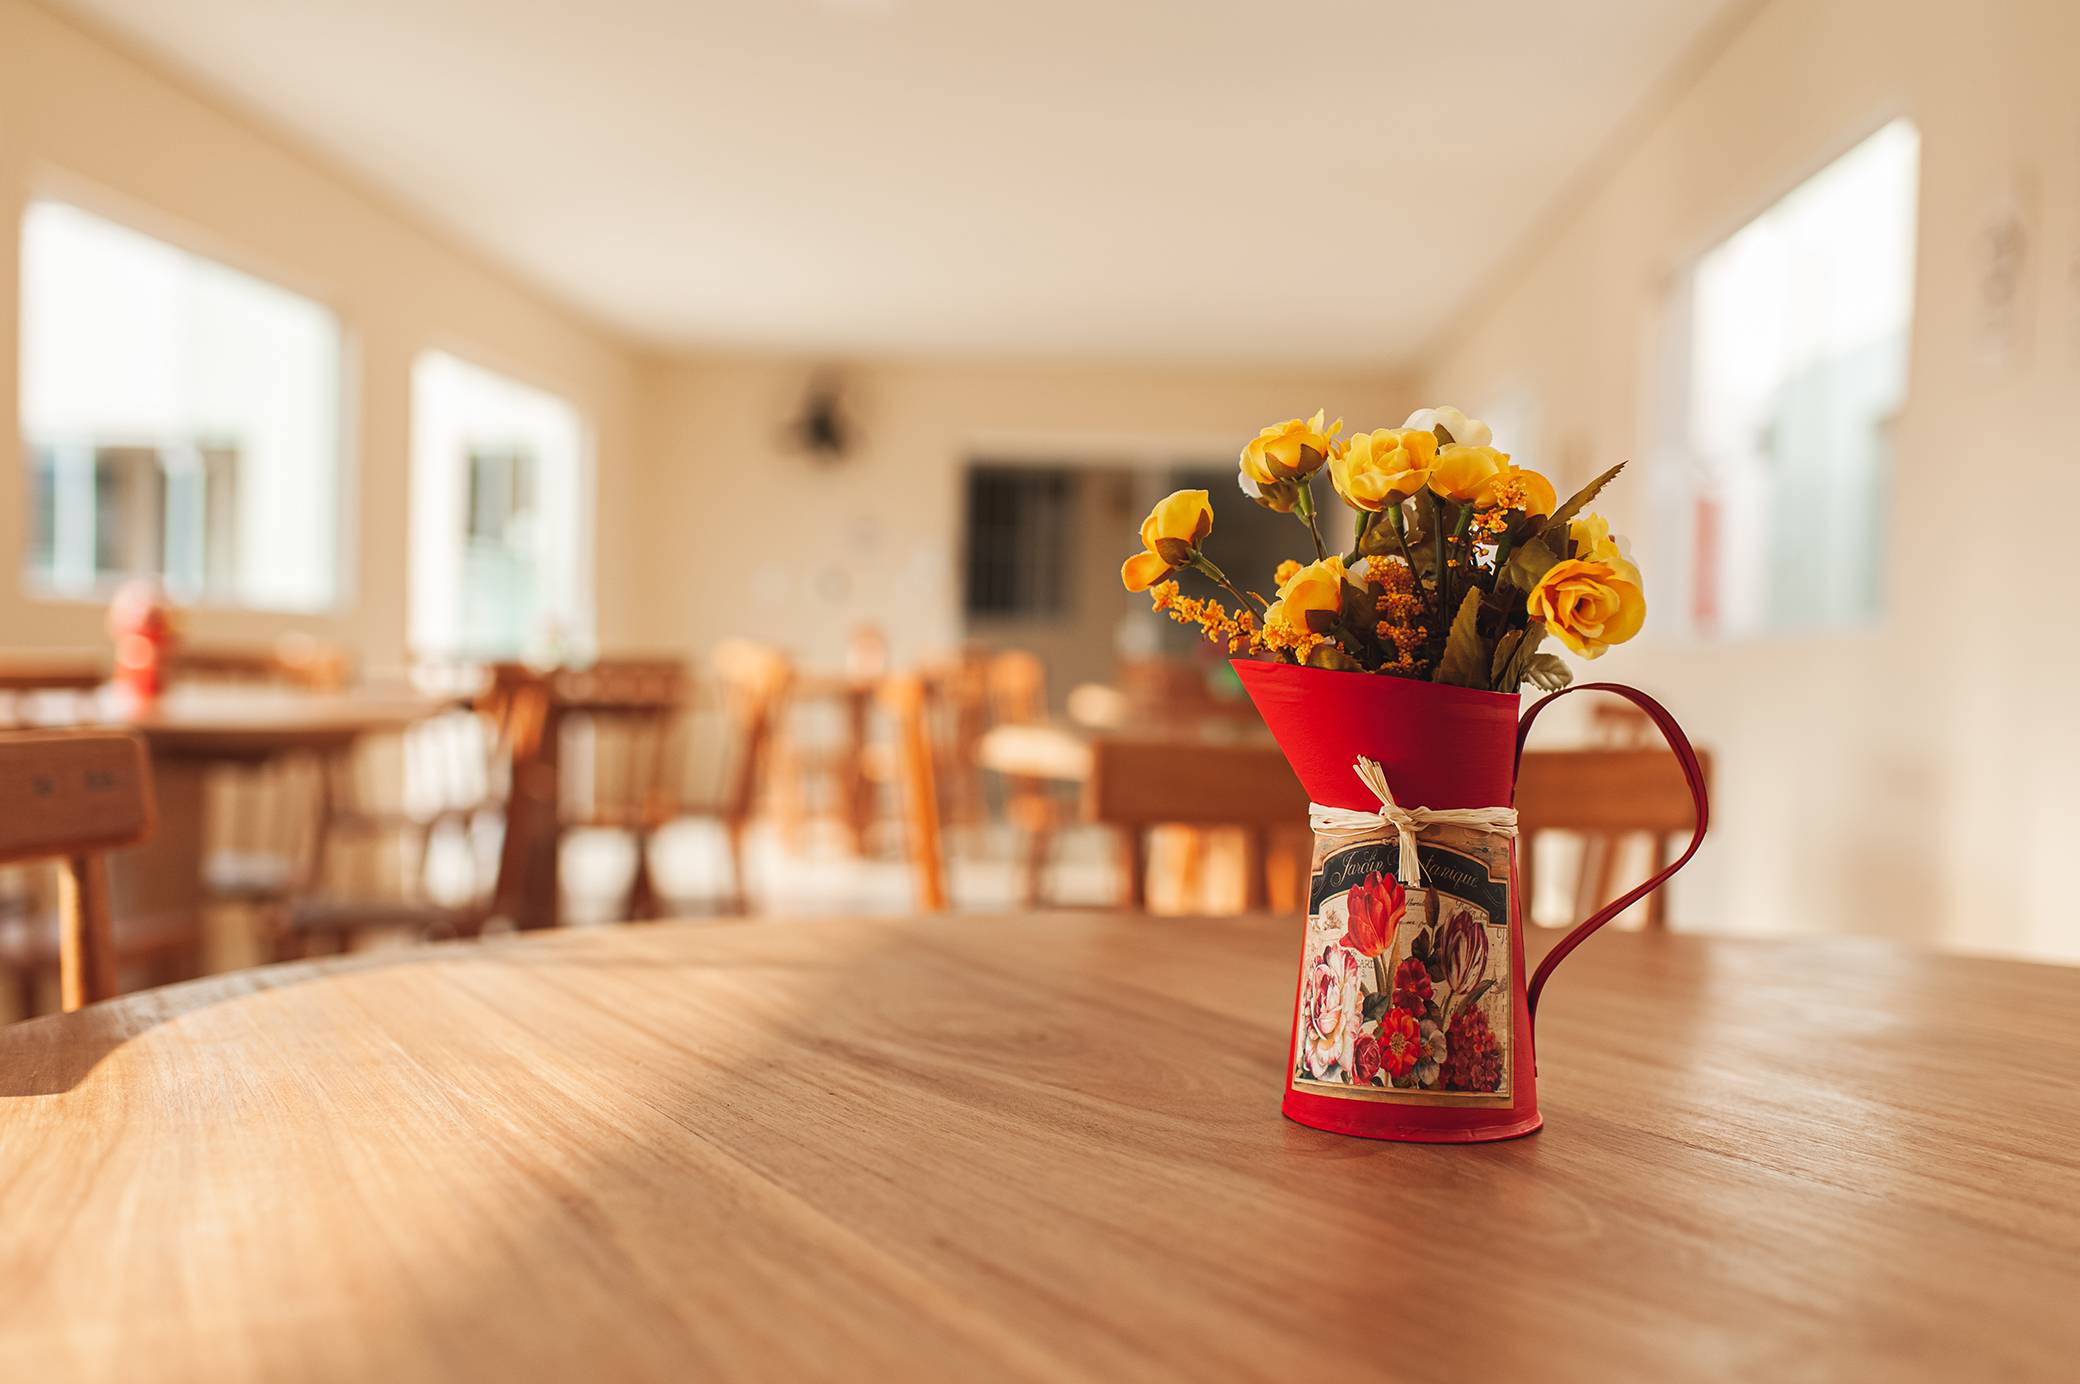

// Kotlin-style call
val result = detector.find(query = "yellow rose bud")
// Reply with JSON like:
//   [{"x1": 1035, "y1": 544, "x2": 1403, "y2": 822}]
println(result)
[
  {"x1": 1121, "y1": 489, "x2": 1214, "y2": 592},
  {"x1": 1330, "y1": 428, "x2": 1437, "y2": 512},
  {"x1": 1239, "y1": 409, "x2": 1344, "y2": 487},
  {"x1": 1526, "y1": 557, "x2": 1646, "y2": 659},
  {"x1": 1567, "y1": 512, "x2": 1641, "y2": 586},
  {"x1": 1428, "y1": 444, "x2": 1508, "y2": 504},
  {"x1": 1265, "y1": 555, "x2": 1348, "y2": 636},
  {"x1": 1473, "y1": 463, "x2": 1557, "y2": 517}
]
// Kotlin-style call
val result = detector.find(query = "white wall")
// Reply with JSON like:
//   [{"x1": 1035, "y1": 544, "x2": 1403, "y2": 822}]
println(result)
[
  {"x1": 0, "y1": 0, "x2": 648, "y2": 668},
  {"x1": 630, "y1": 355, "x2": 1412, "y2": 664},
  {"x1": 1414, "y1": 0, "x2": 2080, "y2": 961}
]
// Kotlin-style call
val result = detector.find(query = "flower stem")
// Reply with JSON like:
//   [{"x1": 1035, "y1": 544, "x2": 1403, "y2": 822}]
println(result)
[
  {"x1": 1389, "y1": 504, "x2": 1420, "y2": 577},
  {"x1": 1433, "y1": 504, "x2": 1449, "y2": 614},
  {"x1": 1190, "y1": 554, "x2": 1266, "y2": 614},
  {"x1": 1294, "y1": 480, "x2": 1329, "y2": 560}
]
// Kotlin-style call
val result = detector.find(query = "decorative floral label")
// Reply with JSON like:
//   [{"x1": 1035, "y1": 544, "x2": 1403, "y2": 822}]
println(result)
[{"x1": 1293, "y1": 830, "x2": 1511, "y2": 1103}]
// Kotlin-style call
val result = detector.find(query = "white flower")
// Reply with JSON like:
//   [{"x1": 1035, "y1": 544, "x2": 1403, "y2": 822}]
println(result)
[
  {"x1": 1301, "y1": 947, "x2": 1363, "y2": 1080},
  {"x1": 1403, "y1": 405, "x2": 1492, "y2": 448}
]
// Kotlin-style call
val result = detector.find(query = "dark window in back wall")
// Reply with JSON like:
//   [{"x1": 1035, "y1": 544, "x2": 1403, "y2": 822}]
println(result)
[{"x1": 963, "y1": 464, "x2": 1073, "y2": 619}]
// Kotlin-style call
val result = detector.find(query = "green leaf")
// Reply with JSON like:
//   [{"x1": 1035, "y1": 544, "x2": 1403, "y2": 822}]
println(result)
[
  {"x1": 1362, "y1": 991, "x2": 1391, "y2": 1023},
  {"x1": 1305, "y1": 641, "x2": 1358, "y2": 671},
  {"x1": 1338, "y1": 579, "x2": 1372, "y2": 627},
  {"x1": 1546, "y1": 461, "x2": 1628, "y2": 537},
  {"x1": 1356, "y1": 517, "x2": 1398, "y2": 557},
  {"x1": 1488, "y1": 629, "x2": 1524, "y2": 686},
  {"x1": 1461, "y1": 978, "x2": 1496, "y2": 1010},
  {"x1": 1433, "y1": 586, "x2": 1487, "y2": 688},
  {"x1": 1504, "y1": 537, "x2": 1560, "y2": 593},
  {"x1": 1523, "y1": 652, "x2": 1573, "y2": 691},
  {"x1": 1496, "y1": 622, "x2": 1547, "y2": 691}
]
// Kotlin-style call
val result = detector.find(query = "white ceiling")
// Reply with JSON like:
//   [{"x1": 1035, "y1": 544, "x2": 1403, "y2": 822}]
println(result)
[{"x1": 53, "y1": 0, "x2": 1744, "y2": 367}]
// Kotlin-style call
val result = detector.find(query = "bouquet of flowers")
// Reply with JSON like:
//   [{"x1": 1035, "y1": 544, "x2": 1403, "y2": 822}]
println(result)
[{"x1": 1120, "y1": 405, "x2": 1643, "y2": 691}]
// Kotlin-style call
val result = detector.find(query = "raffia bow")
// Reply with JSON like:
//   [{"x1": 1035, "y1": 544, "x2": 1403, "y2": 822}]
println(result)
[{"x1": 1306, "y1": 756, "x2": 1518, "y2": 887}]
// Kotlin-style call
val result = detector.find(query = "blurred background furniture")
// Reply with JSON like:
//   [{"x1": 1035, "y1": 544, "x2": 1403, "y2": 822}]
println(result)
[
  {"x1": 1515, "y1": 743, "x2": 1715, "y2": 931},
  {"x1": 1087, "y1": 736, "x2": 1311, "y2": 913},
  {"x1": 0, "y1": 730, "x2": 157, "y2": 1011}
]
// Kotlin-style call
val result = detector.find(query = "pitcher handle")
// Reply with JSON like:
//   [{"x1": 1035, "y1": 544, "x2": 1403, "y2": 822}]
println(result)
[{"x1": 1516, "y1": 682, "x2": 1710, "y2": 1030}]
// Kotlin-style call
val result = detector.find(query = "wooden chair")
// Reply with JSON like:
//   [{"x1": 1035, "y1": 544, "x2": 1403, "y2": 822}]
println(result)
[
  {"x1": 669, "y1": 644, "x2": 791, "y2": 914},
  {"x1": 0, "y1": 656, "x2": 110, "y2": 957},
  {"x1": 265, "y1": 703, "x2": 514, "y2": 960},
  {"x1": 883, "y1": 673, "x2": 947, "y2": 912},
  {"x1": 0, "y1": 732, "x2": 156, "y2": 1011},
  {"x1": 167, "y1": 639, "x2": 351, "y2": 692},
  {"x1": 172, "y1": 640, "x2": 351, "y2": 913},
  {"x1": 1086, "y1": 738, "x2": 1311, "y2": 912},
  {"x1": 553, "y1": 658, "x2": 692, "y2": 920},
  {"x1": 1514, "y1": 746, "x2": 1713, "y2": 931},
  {"x1": 985, "y1": 650, "x2": 1072, "y2": 905}
]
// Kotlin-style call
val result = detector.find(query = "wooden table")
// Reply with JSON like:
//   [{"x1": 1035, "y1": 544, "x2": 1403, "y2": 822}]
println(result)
[
  {"x1": 106, "y1": 687, "x2": 457, "y2": 922},
  {"x1": 2, "y1": 914, "x2": 2073, "y2": 1381}
]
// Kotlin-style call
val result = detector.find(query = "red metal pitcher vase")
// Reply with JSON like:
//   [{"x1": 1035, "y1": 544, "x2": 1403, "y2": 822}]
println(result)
[{"x1": 1232, "y1": 660, "x2": 1707, "y2": 1143}]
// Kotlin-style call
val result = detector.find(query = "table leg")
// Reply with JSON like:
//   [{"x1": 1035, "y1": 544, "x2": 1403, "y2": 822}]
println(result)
[
  {"x1": 108, "y1": 755, "x2": 208, "y2": 922},
  {"x1": 499, "y1": 708, "x2": 563, "y2": 930}
]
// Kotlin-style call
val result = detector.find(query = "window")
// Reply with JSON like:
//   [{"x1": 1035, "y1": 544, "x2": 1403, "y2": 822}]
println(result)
[
  {"x1": 963, "y1": 466, "x2": 1072, "y2": 618},
  {"x1": 409, "y1": 351, "x2": 590, "y2": 658},
  {"x1": 19, "y1": 200, "x2": 344, "y2": 610},
  {"x1": 1655, "y1": 119, "x2": 1919, "y2": 638}
]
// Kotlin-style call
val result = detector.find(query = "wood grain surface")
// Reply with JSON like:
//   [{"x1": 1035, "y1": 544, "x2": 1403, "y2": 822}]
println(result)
[{"x1": 1, "y1": 914, "x2": 2075, "y2": 1382}]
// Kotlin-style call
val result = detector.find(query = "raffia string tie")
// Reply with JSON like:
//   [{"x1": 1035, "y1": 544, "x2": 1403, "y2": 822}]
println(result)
[{"x1": 1306, "y1": 756, "x2": 1519, "y2": 887}]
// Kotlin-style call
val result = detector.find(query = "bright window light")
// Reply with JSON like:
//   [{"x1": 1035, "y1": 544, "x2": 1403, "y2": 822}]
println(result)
[
  {"x1": 1655, "y1": 119, "x2": 1919, "y2": 638},
  {"x1": 19, "y1": 200, "x2": 344, "y2": 611},
  {"x1": 410, "y1": 351, "x2": 591, "y2": 659}
]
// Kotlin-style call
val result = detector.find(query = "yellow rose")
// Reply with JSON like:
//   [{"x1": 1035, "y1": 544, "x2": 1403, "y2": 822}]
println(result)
[
  {"x1": 1330, "y1": 428, "x2": 1437, "y2": 512},
  {"x1": 1568, "y1": 512, "x2": 1640, "y2": 586},
  {"x1": 1266, "y1": 555, "x2": 1348, "y2": 635},
  {"x1": 1403, "y1": 405, "x2": 1492, "y2": 448},
  {"x1": 1526, "y1": 557, "x2": 1645, "y2": 658},
  {"x1": 1428, "y1": 444, "x2": 1508, "y2": 503},
  {"x1": 1473, "y1": 463, "x2": 1557, "y2": 517},
  {"x1": 1121, "y1": 489, "x2": 1214, "y2": 592},
  {"x1": 1239, "y1": 409, "x2": 1344, "y2": 487}
]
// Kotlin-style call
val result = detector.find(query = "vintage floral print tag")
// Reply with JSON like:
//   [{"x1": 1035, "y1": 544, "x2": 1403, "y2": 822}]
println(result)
[{"x1": 1294, "y1": 823, "x2": 1511, "y2": 1103}]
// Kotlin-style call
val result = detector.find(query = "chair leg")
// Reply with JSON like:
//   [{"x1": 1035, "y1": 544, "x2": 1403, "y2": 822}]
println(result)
[
  {"x1": 57, "y1": 856, "x2": 117, "y2": 1011},
  {"x1": 1020, "y1": 824, "x2": 1052, "y2": 908},
  {"x1": 1118, "y1": 826, "x2": 1148, "y2": 910},
  {"x1": 724, "y1": 818, "x2": 750, "y2": 914},
  {"x1": 14, "y1": 965, "x2": 40, "y2": 1022},
  {"x1": 627, "y1": 831, "x2": 660, "y2": 922}
]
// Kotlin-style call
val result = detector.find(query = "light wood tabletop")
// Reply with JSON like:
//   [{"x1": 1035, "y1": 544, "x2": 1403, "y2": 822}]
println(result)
[
  {"x1": 117, "y1": 685, "x2": 459, "y2": 760},
  {"x1": 1, "y1": 914, "x2": 2075, "y2": 1382}
]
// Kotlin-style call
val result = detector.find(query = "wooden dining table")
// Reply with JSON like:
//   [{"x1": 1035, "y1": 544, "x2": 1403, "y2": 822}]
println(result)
[
  {"x1": 103, "y1": 686, "x2": 460, "y2": 922},
  {"x1": 1, "y1": 912, "x2": 2073, "y2": 1381}
]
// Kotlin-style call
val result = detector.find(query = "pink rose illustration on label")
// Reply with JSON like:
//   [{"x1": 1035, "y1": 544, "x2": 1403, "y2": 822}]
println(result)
[{"x1": 1301, "y1": 947, "x2": 1362, "y2": 1081}]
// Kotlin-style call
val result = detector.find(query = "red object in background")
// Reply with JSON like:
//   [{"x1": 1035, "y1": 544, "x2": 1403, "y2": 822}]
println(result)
[
  {"x1": 107, "y1": 579, "x2": 178, "y2": 708},
  {"x1": 1232, "y1": 660, "x2": 1708, "y2": 1144}
]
